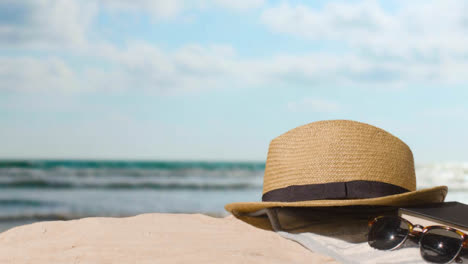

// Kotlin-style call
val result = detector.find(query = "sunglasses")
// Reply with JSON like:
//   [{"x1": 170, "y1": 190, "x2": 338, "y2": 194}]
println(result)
[{"x1": 368, "y1": 216, "x2": 468, "y2": 263}]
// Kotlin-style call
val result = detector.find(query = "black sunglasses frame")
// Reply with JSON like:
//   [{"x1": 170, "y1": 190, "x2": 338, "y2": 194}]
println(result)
[{"x1": 368, "y1": 216, "x2": 468, "y2": 264}]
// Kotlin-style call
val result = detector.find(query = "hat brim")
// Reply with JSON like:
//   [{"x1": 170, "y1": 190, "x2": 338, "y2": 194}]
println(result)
[{"x1": 225, "y1": 186, "x2": 448, "y2": 215}]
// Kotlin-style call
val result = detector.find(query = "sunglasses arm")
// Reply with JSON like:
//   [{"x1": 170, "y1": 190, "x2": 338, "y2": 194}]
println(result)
[{"x1": 453, "y1": 239, "x2": 468, "y2": 263}]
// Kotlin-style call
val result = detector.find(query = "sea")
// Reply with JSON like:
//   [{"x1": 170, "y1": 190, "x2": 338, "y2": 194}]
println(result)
[{"x1": 0, "y1": 160, "x2": 467, "y2": 233}]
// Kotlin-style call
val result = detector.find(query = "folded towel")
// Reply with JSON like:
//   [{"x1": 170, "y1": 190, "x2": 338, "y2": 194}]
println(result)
[
  {"x1": 261, "y1": 207, "x2": 426, "y2": 264},
  {"x1": 276, "y1": 230, "x2": 424, "y2": 264}
]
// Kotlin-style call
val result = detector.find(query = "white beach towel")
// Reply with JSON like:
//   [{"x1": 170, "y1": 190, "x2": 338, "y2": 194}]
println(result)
[
  {"x1": 276, "y1": 231, "x2": 424, "y2": 264},
  {"x1": 252, "y1": 208, "x2": 427, "y2": 264}
]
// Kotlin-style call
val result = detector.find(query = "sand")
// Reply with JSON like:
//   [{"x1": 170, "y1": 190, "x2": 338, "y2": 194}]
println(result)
[{"x1": 0, "y1": 213, "x2": 338, "y2": 264}]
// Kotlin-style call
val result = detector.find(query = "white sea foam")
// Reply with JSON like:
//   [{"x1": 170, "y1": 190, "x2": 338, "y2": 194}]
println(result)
[
  {"x1": 416, "y1": 162, "x2": 468, "y2": 204},
  {"x1": 416, "y1": 162, "x2": 468, "y2": 191}
]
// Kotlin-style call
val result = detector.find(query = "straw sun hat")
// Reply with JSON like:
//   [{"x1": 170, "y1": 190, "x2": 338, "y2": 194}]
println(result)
[{"x1": 225, "y1": 120, "x2": 447, "y2": 216}]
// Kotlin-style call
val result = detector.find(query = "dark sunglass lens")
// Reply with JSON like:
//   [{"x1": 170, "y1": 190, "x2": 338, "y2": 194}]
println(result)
[
  {"x1": 368, "y1": 217, "x2": 410, "y2": 250},
  {"x1": 420, "y1": 229, "x2": 463, "y2": 263}
]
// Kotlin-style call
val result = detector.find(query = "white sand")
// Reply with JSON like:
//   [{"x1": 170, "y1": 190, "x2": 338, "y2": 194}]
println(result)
[{"x1": 0, "y1": 213, "x2": 338, "y2": 264}]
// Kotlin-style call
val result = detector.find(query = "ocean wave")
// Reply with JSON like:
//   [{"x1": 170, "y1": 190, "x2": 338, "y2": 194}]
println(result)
[
  {"x1": 0, "y1": 160, "x2": 265, "y2": 171},
  {"x1": 4, "y1": 161, "x2": 468, "y2": 191},
  {"x1": 0, "y1": 199, "x2": 56, "y2": 207},
  {"x1": 0, "y1": 179, "x2": 262, "y2": 190},
  {"x1": 0, "y1": 160, "x2": 265, "y2": 190},
  {"x1": 0, "y1": 168, "x2": 264, "y2": 179},
  {"x1": 0, "y1": 164, "x2": 265, "y2": 181}
]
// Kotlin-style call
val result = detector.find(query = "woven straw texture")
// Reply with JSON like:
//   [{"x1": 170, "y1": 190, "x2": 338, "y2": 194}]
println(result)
[
  {"x1": 225, "y1": 120, "x2": 447, "y2": 216},
  {"x1": 263, "y1": 120, "x2": 415, "y2": 194}
]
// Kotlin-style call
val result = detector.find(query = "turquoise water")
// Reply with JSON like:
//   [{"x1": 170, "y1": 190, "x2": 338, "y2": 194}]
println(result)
[{"x1": 0, "y1": 160, "x2": 264, "y2": 232}]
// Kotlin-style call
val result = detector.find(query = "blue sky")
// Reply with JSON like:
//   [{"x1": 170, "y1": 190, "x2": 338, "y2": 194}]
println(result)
[{"x1": 1, "y1": 0, "x2": 468, "y2": 163}]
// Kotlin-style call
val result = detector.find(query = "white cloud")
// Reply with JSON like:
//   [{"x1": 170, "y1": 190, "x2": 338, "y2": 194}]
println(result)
[
  {"x1": 287, "y1": 98, "x2": 341, "y2": 113},
  {"x1": 0, "y1": 57, "x2": 78, "y2": 92},
  {"x1": 97, "y1": 0, "x2": 264, "y2": 19},
  {"x1": 5, "y1": 0, "x2": 468, "y2": 93},
  {"x1": 78, "y1": 42, "x2": 420, "y2": 93},
  {"x1": 212, "y1": 0, "x2": 265, "y2": 10},
  {"x1": 0, "y1": 0, "x2": 264, "y2": 50},
  {"x1": 0, "y1": 42, "x2": 456, "y2": 93},
  {"x1": 1, "y1": 42, "x2": 248, "y2": 93},
  {"x1": 0, "y1": 0, "x2": 97, "y2": 48},
  {"x1": 98, "y1": 0, "x2": 185, "y2": 19},
  {"x1": 82, "y1": 42, "x2": 247, "y2": 93},
  {"x1": 258, "y1": 0, "x2": 468, "y2": 87},
  {"x1": 261, "y1": 1, "x2": 388, "y2": 40},
  {"x1": 261, "y1": 1, "x2": 468, "y2": 58}
]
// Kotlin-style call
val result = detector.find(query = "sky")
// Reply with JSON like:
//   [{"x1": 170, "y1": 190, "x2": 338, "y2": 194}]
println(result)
[{"x1": 1, "y1": 0, "x2": 468, "y2": 163}]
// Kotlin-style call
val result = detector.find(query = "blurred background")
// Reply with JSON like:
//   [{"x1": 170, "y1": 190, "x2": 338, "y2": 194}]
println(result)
[{"x1": 1, "y1": 0, "x2": 468, "y2": 232}]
